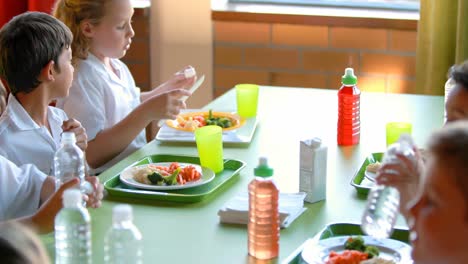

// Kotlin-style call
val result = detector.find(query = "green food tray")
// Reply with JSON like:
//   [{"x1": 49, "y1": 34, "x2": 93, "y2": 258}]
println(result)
[
  {"x1": 104, "y1": 154, "x2": 246, "y2": 203},
  {"x1": 283, "y1": 222, "x2": 410, "y2": 264},
  {"x1": 350, "y1": 152, "x2": 383, "y2": 197}
]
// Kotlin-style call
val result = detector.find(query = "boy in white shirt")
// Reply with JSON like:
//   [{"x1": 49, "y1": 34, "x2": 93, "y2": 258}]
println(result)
[
  {"x1": 0, "y1": 12, "x2": 87, "y2": 175},
  {"x1": 54, "y1": 0, "x2": 195, "y2": 174},
  {"x1": 0, "y1": 155, "x2": 103, "y2": 233}
]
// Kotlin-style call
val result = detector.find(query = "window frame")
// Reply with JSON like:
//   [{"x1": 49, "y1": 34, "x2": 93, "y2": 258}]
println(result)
[{"x1": 228, "y1": 0, "x2": 420, "y2": 12}]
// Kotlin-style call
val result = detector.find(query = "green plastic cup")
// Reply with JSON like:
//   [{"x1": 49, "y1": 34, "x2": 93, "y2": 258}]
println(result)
[
  {"x1": 195, "y1": 125, "x2": 224, "y2": 173},
  {"x1": 235, "y1": 84, "x2": 259, "y2": 118},
  {"x1": 386, "y1": 122, "x2": 412, "y2": 146}
]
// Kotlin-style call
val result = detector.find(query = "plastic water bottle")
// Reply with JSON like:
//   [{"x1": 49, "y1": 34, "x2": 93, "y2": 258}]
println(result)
[
  {"x1": 337, "y1": 68, "x2": 361, "y2": 146},
  {"x1": 54, "y1": 132, "x2": 92, "y2": 197},
  {"x1": 361, "y1": 134, "x2": 416, "y2": 239},
  {"x1": 55, "y1": 189, "x2": 92, "y2": 264},
  {"x1": 104, "y1": 204, "x2": 143, "y2": 264},
  {"x1": 248, "y1": 157, "x2": 279, "y2": 260}
]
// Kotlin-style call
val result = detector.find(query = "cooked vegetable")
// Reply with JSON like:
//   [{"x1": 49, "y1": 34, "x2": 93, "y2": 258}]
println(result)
[
  {"x1": 345, "y1": 236, "x2": 366, "y2": 252},
  {"x1": 364, "y1": 245, "x2": 380, "y2": 258},
  {"x1": 326, "y1": 250, "x2": 368, "y2": 264},
  {"x1": 205, "y1": 110, "x2": 233, "y2": 128},
  {"x1": 162, "y1": 167, "x2": 181, "y2": 185},
  {"x1": 147, "y1": 172, "x2": 164, "y2": 185}
]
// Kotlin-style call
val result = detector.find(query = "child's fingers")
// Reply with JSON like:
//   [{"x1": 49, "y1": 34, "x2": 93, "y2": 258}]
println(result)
[
  {"x1": 62, "y1": 118, "x2": 81, "y2": 130},
  {"x1": 56, "y1": 178, "x2": 80, "y2": 195}
]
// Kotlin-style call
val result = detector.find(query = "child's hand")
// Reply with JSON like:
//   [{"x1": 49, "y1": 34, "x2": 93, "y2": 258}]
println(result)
[
  {"x1": 82, "y1": 176, "x2": 104, "y2": 209},
  {"x1": 152, "y1": 66, "x2": 197, "y2": 96},
  {"x1": 144, "y1": 89, "x2": 192, "y2": 121},
  {"x1": 376, "y1": 148, "x2": 424, "y2": 216},
  {"x1": 62, "y1": 119, "x2": 88, "y2": 151}
]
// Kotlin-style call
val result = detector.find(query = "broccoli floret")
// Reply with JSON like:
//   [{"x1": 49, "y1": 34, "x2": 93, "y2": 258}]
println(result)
[
  {"x1": 162, "y1": 167, "x2": 181, "y2": 185},
  {"x1": 147, "y1": 172, "x2": 164, "y2": 184},
  {"x1": 344, "y1": 236, "x2": 365, "y2": 251},
  {"x1": 364, "y1": 245, "x2": 380, "y2": 258},
  {"x1": 218, "y1": 118, "x2": 232, "y2": 128}
]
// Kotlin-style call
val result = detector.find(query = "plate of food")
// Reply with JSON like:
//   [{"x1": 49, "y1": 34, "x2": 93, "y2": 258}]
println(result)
[
  {"x1": 165, "y1": 110, "x2": 245, "y2": 132},
  {"x1": 301, "y1": 235, "x2": 412, "y2": 264},
  {"x1": 119, "y1": 162, "x2": 215, "y2": 190}
]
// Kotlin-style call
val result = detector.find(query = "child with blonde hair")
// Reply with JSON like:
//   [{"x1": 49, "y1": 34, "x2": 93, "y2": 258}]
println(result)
[{"x1": 53, "y1": 0, "x2": 196, "y2": 173}]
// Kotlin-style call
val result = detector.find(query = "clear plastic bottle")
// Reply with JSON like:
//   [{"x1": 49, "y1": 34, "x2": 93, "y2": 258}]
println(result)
[
  {"x1": 361, "y1": 134, "x2": 416, "y2": 239},
  {"x1": 54, "y1": 132, "x2": 92, "y2": 195},
  {"x1": 338, "y1": 68, "x2": 361, "y2": 146},
  {"x1": 55, "y1": 189, "x2": 92, "y2": 264},
  {"x1": 104, "y1": 204, "x2": 143, "y2": 264},
  {"x1": 248, "y1": 157, "x2": 279, "y2": 260}
]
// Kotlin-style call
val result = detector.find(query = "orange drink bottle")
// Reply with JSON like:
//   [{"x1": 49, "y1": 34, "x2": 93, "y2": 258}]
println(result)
[
  {"x1": 337, "y1": 68, "x2": 361, "y2": 146},
  {"x1": 248, "y1": 157, "x2": 279, "y2": 260}
]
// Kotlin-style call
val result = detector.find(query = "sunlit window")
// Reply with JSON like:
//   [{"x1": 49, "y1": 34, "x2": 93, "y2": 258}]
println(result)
[{"x1": 229, "y1": 0, "x2": 420, "y2": 11}]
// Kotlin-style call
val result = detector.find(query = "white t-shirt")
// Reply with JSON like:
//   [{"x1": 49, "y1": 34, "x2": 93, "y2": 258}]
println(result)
[
  {"x1": 56, "y1": 53, "x2": 146, "y2": 174},
  {"x1": 0, "y1": 155, "x2": 47, "y2": 221},
  {"x1": 0, "y1": 94, "x2": 67, "y2": 175}
]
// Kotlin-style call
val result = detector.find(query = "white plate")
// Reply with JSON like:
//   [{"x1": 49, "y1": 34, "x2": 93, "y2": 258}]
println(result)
[
  {"x1": 301, "y1": 236, "x2": 413, "y2": 264},
  {"x1": 119, "y1": 162, "x2": 215, "y2": 190},
  {"x1": 365, "y1": 170, "x2": 377, "y2": 182}
]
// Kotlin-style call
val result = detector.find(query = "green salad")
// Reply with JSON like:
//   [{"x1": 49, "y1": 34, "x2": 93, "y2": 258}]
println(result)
[
  {"x1": 205, "y1": 110, "x2": 233, "y2": 128},
  {"x1": 344, "y1": 236, "x2": 380, "y2": 258}
]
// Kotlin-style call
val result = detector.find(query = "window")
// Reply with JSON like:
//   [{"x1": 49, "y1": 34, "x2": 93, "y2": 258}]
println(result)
[{"x1": 229, "y1": 0, "x2": 420, "y2": 11}]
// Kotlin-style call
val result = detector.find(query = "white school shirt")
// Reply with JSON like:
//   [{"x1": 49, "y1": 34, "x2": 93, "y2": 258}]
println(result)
[
  {"x1": 56, "y1": 53, "x2": 146, "y2": 174},
  {"x1": 0, "y1": 155, "x2": 47, "y2": 220},
  {"x1": 0, "y1": 95, "x2": 67, "y2": 175}
]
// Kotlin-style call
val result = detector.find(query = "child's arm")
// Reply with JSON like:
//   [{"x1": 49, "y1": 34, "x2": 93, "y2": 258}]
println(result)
[
  {"x1": 140, "y1": 66, "x2": 196, "y2": 102},
  {"x1": 16, "y1": 177, "x2": 79, "y2": 234},
  {"x1": 16, "y1": 174, "x2": 104, "y2": 234},
  {"x1": 86, "y1": 89, "x2": 191, "y2": 169}
]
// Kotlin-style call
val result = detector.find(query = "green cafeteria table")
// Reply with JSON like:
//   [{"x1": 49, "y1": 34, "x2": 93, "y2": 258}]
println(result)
[{"x1": 42, "y1": 86, "x2": 444, "y2": 263}]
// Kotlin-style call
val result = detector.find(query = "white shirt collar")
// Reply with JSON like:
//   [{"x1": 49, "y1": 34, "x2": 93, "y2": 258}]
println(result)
[
  {"x1": 6, "y1": 94, "x2": 64, "y2": 133},
  {"x1": 6, "y1": 94, "x2": 39, "y2": 131},
  {"x1": 86, "y1": 53, "x2": 123, "y2": 82}
]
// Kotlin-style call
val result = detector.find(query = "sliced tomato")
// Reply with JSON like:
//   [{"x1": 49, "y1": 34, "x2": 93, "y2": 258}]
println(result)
[{"x1": 193, "y1": 115, "x2": 206, "y2": 126}]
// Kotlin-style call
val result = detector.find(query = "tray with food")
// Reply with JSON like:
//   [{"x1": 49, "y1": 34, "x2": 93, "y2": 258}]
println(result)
[
  {"x1": 156, "y1": 109, "x2": 258, "y2": 144},
  {"x1": 350, "y1": 153, "x2": 383, "y2": 197},
  {"x1": 104, "y1": 154, "x2": 246, "y2": 203},
  {"x1": 283, "y1": 222, "x2": 411, "y2": 264}
]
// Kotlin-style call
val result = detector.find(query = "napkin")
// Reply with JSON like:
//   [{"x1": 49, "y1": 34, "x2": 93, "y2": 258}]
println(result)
[{"x1": 218, "y1": 192, "x2": 307, "y2": 228}]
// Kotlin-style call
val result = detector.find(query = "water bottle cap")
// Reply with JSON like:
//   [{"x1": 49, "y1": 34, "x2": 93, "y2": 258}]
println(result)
[
  {"x1": 254, "y1": 157, "x2": 274, "y2": 177},
  {"x1": 342, "y1": 68, "x2": 357, "y2": 85},
  {"x1": 113, "y1": 204, "x2": 133, "y2": 223},
  {"x1": 61, "y1": 132, "x2": 76, "y2": 144},
  {"x1": 62, "y1": 189, "x2": 82, "y2": 208}
]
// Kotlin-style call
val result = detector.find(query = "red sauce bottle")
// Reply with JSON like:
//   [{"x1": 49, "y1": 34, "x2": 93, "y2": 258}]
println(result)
[{"x1": 337, "y1": 68, "x2": 360, "y2": 146}]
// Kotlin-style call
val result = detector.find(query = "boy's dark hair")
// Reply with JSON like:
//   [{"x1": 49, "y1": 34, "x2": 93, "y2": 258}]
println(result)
[
  {"x1": 0, "y1": 12, "x2": 72, "y2": 95},
  {"x1": 449, "y1": 60, "x2": 468, "y2": 91}
]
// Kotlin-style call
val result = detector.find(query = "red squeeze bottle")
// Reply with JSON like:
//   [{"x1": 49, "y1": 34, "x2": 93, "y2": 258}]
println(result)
[{"x1": 337, "y1": 68, "x2": 360, "y2": 146}]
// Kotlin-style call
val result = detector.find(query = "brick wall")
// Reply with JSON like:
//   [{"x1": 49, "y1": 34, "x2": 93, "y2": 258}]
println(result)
[
  {"x1": 122, "y1": 8, "x2": 151, "y2": 91},
  {"x1": 213, "y1": 21, "x2": 417, "y2": 97}
]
